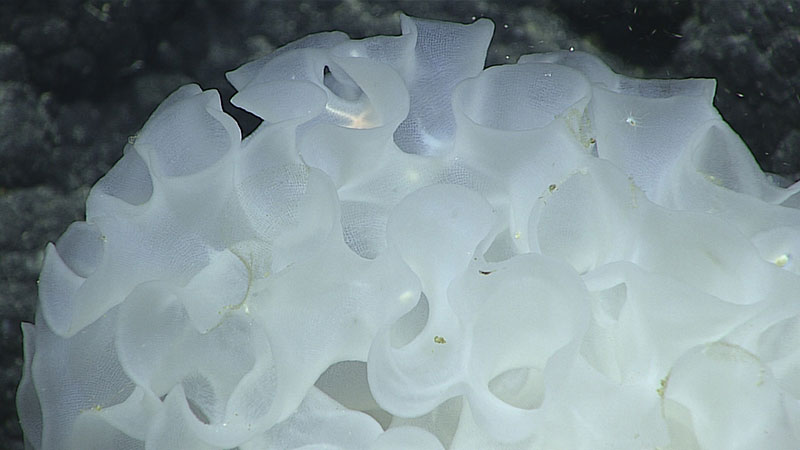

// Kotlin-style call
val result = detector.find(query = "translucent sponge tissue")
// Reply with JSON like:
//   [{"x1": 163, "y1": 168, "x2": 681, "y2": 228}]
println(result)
[{"x1": 17, "y1": 14, "x2": 800, "y2": 449}]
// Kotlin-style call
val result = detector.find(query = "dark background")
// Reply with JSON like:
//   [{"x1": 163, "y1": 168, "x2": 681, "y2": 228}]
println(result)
[{"x1": 1, "y1": 0, "x2": 798, "y2": 448}]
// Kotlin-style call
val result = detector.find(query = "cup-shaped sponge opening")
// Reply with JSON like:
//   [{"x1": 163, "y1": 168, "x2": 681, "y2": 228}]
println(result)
[{"x1": 454, "y1": 62, "x2": 591, "y2": 132}]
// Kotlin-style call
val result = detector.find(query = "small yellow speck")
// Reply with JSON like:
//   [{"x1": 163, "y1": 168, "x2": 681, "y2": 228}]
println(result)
[
  {"x1": 514, "y1": 231, "x2": 521, "y2": 239},
  {"x1": 548, "y1": 183, "x2": 557, "y2": 192},
  {"x1": 705, "y1": 174, "x2": 724, "y2": 186},
  {"x1": 657, "y1": 376, "x2": 669, "y2": 397},
  {"x1": 433, "y1": 336, "x2": 446, "y2": 344},
  {"x1": 775, "y1": 254, "x2": 789, "y2": 267}
]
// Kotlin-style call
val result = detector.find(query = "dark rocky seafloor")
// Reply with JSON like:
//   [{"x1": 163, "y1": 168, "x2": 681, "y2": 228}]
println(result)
[{"x1": 1, "y1": 1, "x2": 798, "y2": 448}]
